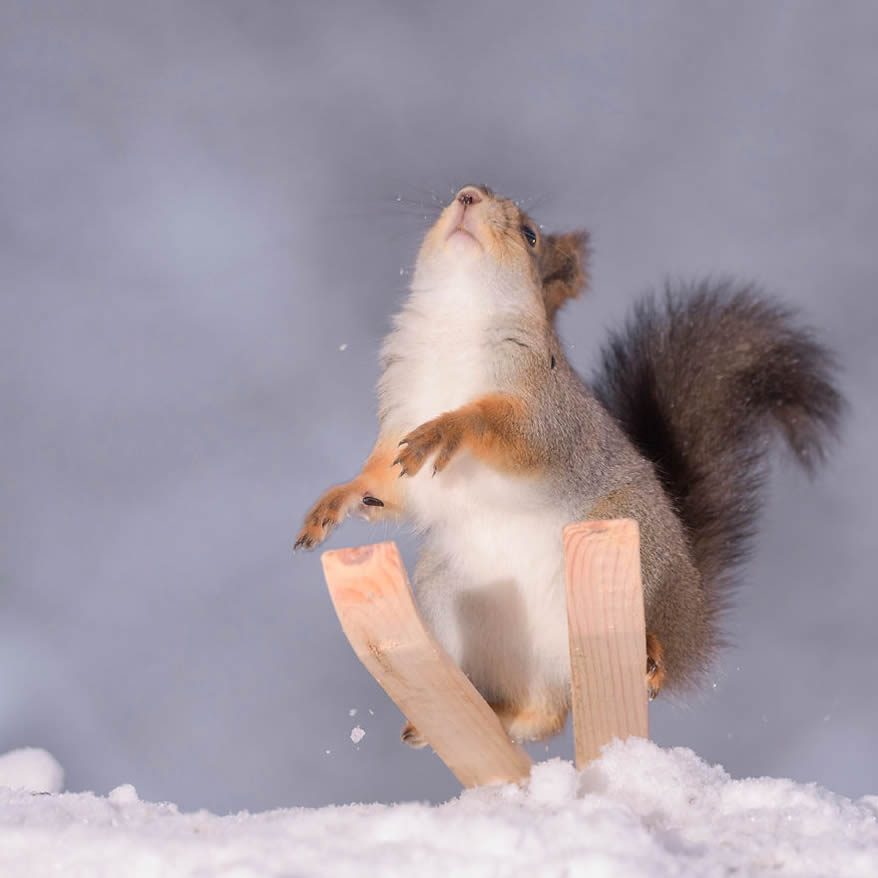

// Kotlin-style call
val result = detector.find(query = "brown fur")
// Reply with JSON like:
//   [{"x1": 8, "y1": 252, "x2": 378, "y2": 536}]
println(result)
[
  {"x1": 646, "y1": 632, "x2": 665, "y2": 699},
  {"x1": 402, "y1": 699, "x2": 568, "y2": 748},
  {"x1": 489, "y1": 700, "x2": 569, "y2": 742},
  {"x1": 392, "y1": 394, "x2": 540, "y2": 477},
  {"x1": 294, "y1": 440, "x2": 401, "y2": 550},
  {"x1": 540, "y1": 230, "x2": 590, "y2": 320}
]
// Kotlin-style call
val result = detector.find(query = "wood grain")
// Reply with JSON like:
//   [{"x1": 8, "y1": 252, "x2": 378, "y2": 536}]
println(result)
[
  {"x1": 564, "y1": 519, "x2": 648, "y2": 768},
  {"x1": 321, "y1": 542, "x2": 532, "y2": 788}
]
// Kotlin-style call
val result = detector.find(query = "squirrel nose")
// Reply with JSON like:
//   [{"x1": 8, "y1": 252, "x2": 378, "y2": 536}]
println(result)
[{"x1": 456, "y1": 185, "x2": 486, "y2": 207}]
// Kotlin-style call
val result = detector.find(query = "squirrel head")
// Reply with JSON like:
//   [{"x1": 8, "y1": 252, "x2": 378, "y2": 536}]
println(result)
[{"x1": 414, "y1": 185, "x2": 589, "y2": 321}]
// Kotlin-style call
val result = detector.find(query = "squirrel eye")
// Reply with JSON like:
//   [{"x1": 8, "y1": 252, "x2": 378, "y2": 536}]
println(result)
[{"x1": 521, "y1": 225, "x2": 537, "y2": 247}]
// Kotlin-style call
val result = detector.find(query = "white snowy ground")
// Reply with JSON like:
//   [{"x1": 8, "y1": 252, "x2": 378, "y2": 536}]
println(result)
[{"x1": 1, "y1": 740, "x2": 876, "y2": 878}]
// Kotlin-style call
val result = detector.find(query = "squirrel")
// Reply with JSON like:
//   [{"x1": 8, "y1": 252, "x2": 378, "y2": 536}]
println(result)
[{"x1": 295, "y1": 185, "x2": 843, "y2": 747}]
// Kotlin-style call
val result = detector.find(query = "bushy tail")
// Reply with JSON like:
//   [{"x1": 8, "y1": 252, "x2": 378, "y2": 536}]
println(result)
[{"x1": 593, "y1": 280, "x2": 844, "y2": 602}]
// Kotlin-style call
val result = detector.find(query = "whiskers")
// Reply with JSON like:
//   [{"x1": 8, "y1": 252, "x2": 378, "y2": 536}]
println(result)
[
  {"x1": 374, "y1": 185, "x2": 446, "y2": 227},
  {"x1": 513, "y1": 192, "x2": 551, "y2": 219}
]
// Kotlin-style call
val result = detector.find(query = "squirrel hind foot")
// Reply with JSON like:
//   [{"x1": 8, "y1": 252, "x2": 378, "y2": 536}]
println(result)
[
  {"x1": 646, "y1": 632, "x2": 665, "y2": 700},
  {"x1": 400, "y1": 722, "x2": 428, "y2": 749},
  {"x1": 491, "y1": 701, "x2": 569, "y2": 743},
  {"x1": 400, "y1": 701, "x2": 569, "y2": 750}
]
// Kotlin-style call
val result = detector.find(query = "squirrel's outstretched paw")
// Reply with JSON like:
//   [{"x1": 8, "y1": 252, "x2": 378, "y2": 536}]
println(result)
[
  {"x1": 294, "y1": 484, "x2": 359, "y2": 551},
  {"x1": 401, "y1": 721, "x2": 428, "y2": 749},
  {"x1": 394, "y1": 414, "x2": 464, "y2": 478},
  {"x1": 646, "y1": 632, "x2": 665, "y2": 700}
]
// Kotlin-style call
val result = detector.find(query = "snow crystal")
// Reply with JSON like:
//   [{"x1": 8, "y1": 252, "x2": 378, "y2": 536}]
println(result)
[
  {"x1": 0, "y1": 739, "x2": 876, "y2": 876},
  {"x1": 0, "y1": 748, "x2": 63, "y2": 794},
  {"x1": 350, "y1": 726, "x2": 365, "y2": 744}
]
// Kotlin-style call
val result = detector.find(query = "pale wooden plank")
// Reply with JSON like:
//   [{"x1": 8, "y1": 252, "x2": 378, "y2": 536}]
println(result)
[
  {"x1": 564, "y1": 519, "x2": 648, "y2": 768},
  {"x1": 321, "y1": 542, "x2": 532, "y2": 788}
]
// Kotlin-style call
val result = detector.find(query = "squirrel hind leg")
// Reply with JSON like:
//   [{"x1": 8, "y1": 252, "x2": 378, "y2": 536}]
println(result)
[
  {"x1": 491, "y1": 699, "x2": 569, "y2": 743},
  {"x1": 400, "y1": 699, "x2": 569, "y2": 750}
]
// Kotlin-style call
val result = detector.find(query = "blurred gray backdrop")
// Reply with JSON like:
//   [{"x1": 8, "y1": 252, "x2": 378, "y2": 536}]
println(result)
[{"x1": 2, "y1": 0, "x2": 876, "y2": 813}]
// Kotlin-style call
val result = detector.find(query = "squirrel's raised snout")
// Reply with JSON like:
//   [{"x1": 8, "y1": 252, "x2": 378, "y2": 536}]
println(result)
[{"x1": 456, "y1": 185, "x2": 491, "y2": 206}]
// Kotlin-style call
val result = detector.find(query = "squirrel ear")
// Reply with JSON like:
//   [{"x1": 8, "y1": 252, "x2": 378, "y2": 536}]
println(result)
[{"x1": 540, "y1": 230, "x2": 590, "y2": 320}]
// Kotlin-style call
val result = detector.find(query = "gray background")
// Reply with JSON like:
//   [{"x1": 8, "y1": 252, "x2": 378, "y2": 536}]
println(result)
[{"x1": 2, "y1": 0, "x2": 876, "y2": 814}]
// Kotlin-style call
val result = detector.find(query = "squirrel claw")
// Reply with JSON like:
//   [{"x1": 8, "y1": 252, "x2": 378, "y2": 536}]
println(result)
[
  {"x1": 646, "y1": 657, "x2": 660, "y2": 699},
  {"x1": 645, "y1": 633, "x2": 665, "y2": 699},
  {"x1": 295, "y1": 483, "x2": 363, "y2": 553},
  {"x1": 401, "y1": 722, "x2": 428, "y2": 749},
  {"x1": 394, "y1": 415, "x2": 461, "y2": 478}
]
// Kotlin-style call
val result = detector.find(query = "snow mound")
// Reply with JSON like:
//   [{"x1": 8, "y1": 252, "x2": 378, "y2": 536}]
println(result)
[
  {"x1": 0, "y1": 739, "x2": 876, "y2": 877},
  {"x1": 0, "y1": 748, "x2": 63, "y2": 794}
]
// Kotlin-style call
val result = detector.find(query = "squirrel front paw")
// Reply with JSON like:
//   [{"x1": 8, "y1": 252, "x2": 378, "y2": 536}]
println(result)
[
  {"x1": 294, "y1": 484, "x2": 377, "y2": 551},
  {"x1": 394, "y1": 414, "x2": 465, "y2": 478}
]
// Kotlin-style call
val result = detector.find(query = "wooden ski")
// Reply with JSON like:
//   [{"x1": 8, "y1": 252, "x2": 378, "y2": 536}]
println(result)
[
  {"x1": 321, "y1": 521, "x2": 649, "y2": 786},
  {"x1": 321, "y1": 542, "x2": 532, "y2": 788},
  {"x1": 564, "y1": 519, "x2": 648, "y2": 768}
]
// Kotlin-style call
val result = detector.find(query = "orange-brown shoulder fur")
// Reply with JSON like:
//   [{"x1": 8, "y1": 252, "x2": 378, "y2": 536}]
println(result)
[{"x1": 393, "y1": 393, "x2": 540, "y2": 478}]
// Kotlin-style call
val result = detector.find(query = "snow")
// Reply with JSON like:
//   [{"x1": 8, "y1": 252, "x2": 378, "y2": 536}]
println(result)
[
  {"x1": 0, "y1": 748, "x2": 63, "y2": 794},
  {"x1": 108, "y1": 784, "x2": 140, "y2": 806},
  {"x1": 350, "y1": 725, "x2": 366, "y2": 744},
  {"x1": 0, "y1": 740, "x2": 876, "y2": 877}
]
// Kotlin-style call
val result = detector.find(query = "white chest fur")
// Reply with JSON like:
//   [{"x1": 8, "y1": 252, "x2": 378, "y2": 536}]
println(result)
[{"x1": 378, "y1": 282, "x2": 572, "y2": 705}]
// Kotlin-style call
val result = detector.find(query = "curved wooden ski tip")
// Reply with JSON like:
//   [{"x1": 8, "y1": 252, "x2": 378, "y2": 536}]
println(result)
[{"x1": 321, "y1": 541, "x2": 532, "y2": 788}]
